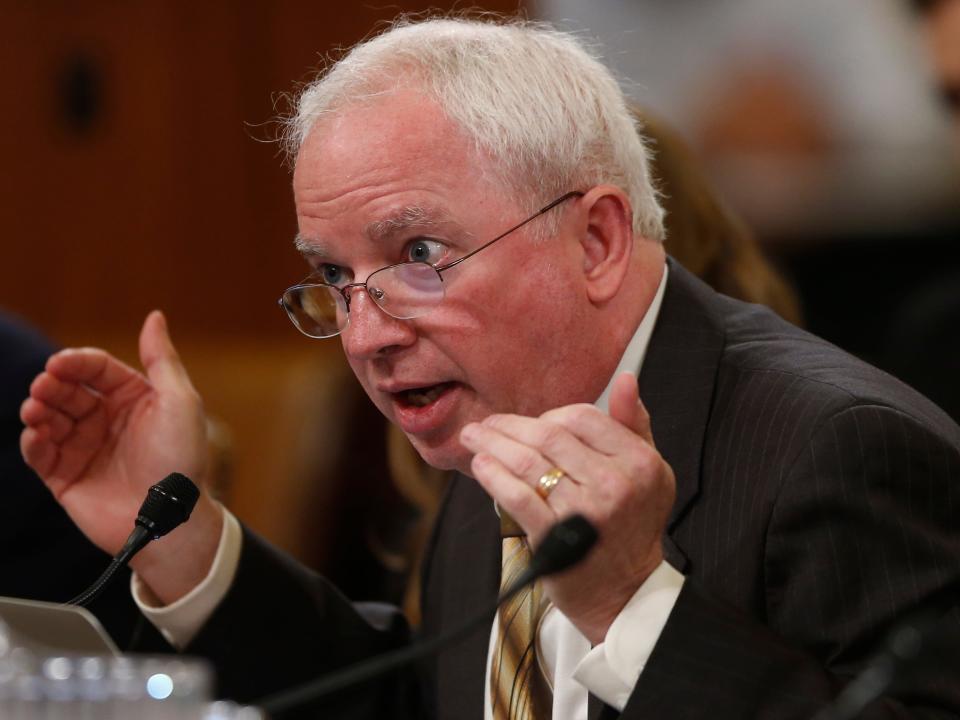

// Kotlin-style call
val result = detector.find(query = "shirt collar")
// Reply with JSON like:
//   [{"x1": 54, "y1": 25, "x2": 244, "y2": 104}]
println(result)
[{"x1": 595, "y1": 262, "x2": 669, "y2": 413}]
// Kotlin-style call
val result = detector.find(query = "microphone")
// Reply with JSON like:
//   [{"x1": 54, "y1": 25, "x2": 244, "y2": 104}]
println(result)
[
  {"x1": 258, "y1": 513, "x2": 598, "y2": 716},
  {"x1": 810, "y1": 593, "x2": 958, "y2": 720},
  {"x1": 67, "y1": 472, "x2": 200, "y2": 607}
]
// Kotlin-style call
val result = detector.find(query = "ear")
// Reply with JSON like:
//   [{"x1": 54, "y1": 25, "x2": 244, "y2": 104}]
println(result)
[{"x1": 577, "y1": 186, "x2": 635, "y2": 304}]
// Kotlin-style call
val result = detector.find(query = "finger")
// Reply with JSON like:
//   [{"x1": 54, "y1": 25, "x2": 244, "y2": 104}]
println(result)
[
  {"x1": 539, "y1": 402, "x2": 650, "y2": 455},
  {"x1": 29, "y1": 372, "x2": 101, "y2": 421},
  {"x1": 139, "y1": 310, "x2": 194, "y2": 395},
  {"x1": 462, "y1": 421, "x2": 586, "y2": 519},
  {"x1": 21, "y1": 395, "x2": 56, "y2": 426},
  {"x1": 45, "y1": 348, "x2": 145, "y2": 398},
  {"x1": 460, "y1": 422, "x2": 554, "y2": 482},
  {"x1": 495, "y1": 406, "x2": 637, "y2": 462},
  {"x1": 20, "y1": 398, "x2": 75, "y2": 442},
  {"x1": 470, "y1": 451, "x2": 555, "y2": 541},
  {"x1": 607, "y1": 372, "x2": 654, "y2": 445},
  {"x1": 44, "y1": 403, "x2": 108, "y2": 490},
  {"x1": 479, "y1": 413, "x2": 623, "y2": 500},
  {"x1": 20, "y1": 425, "x2": 60, "y2": 480}
]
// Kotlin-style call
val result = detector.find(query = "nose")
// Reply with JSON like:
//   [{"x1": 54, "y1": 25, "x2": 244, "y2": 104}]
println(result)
[{"x1": 340, "y1": 288, "x2": 416, "y2": 359}]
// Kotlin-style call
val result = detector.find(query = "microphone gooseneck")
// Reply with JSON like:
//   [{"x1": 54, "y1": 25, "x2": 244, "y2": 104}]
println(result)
[
  {"x1": 67, "y1": 472, "x2": 200, "y2": 607},
  {"x1": 258, "y1": 513, "x2": 599, "y2": 716},
  {"x1": 810, "y1": 602, "x2": 956, "y2": 720}
]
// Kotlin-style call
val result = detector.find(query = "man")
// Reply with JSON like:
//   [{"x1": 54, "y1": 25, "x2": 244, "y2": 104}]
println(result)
[{"x1": 19, "y1": 16, "x2": 960, "y2": 719}]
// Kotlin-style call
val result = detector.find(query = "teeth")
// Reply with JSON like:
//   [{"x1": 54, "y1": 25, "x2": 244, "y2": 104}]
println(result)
[{"x1": 404, "y1": 384, "x2": 448, "y2": 407}]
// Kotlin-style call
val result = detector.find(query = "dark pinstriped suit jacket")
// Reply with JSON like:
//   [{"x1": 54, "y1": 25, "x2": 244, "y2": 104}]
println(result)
[{"x1": 186, "y1": 260, "x2": 960, "y2": 719}]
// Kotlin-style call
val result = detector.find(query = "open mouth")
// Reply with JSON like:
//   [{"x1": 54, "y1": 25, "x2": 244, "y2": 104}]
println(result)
[{"x1": 395, "y1": 382, "x2": 457, "y2": 408}]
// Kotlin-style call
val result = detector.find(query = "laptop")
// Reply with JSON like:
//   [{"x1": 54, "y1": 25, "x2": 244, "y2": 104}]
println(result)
[{"x1": 0, "y1": 596, "x2": 120, "y2": 656}]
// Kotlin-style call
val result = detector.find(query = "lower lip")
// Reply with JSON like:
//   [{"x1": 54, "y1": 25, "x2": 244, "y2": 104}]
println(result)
[{"x1": 392, "y1": 383, "x2": 464, "y2": 435}]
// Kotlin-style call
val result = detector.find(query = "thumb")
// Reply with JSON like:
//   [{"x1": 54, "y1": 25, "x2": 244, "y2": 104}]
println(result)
[
  {"x1": 608, "y1": 372, "x2": 654, "y2": 445},
  {"x1": 139, "y1": 310, "x2": 193, "y2": 393}
]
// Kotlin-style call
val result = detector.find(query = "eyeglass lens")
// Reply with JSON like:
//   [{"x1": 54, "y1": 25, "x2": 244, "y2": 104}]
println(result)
[{"x1": 281, "y1": 262, "x2": 446, "y2": 338}]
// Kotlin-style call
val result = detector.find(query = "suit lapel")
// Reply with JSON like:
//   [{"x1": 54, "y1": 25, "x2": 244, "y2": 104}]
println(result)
[
  {"x1": 639, "y1": 259, "x2": 726, "y2": 569},
  {"x1": 432, "y1": 473, "x2": 501, "y2": 719}
]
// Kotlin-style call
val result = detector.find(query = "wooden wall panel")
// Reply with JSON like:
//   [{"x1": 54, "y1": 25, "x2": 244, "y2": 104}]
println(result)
[
  {"x1": 0, "y1": 0, "x2": 521, "y2": 342},
  {"x1": 0, "y1": 0, "x2": 521, "y2": 557}
]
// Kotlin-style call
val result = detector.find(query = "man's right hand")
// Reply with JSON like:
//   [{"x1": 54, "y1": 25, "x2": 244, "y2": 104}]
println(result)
[{"x1": 19, "y1": 310, "x2": 223, "y2": 605}]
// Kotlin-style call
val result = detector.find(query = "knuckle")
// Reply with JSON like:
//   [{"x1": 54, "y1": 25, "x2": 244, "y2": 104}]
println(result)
[
  {"x1": 482, "y1": 414, "x2": 511, "y2": 431},
  {"x1": 631, "y1": 446, "x2": 659, "y2": 477},
  {"x1": 481, "y1": 414, "x2": 502, "y2": 430},
  {"x1": 566, "y1": 404, "x2": 598, "y2": 426},
  {"x1": 593, "y1": 464, "x2": 621, "y2": 487},
  {"x1": 541, "y1": 402, "x2": 593, "y2": 425},
  {"x1": 537, "y1": 421, "x2": 567, "y2": 452},
  {"x1": 470, "y1": 452, "x2": 494, "y2": 479},
  {"x1": 511, "y1": 487, "x2": 538, "y2": 516},
  {"x1": 513, "y1": 448, "x2": 542, "y2": 478}
]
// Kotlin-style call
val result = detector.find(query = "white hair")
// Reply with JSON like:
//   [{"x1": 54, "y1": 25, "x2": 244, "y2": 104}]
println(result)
[{"x1": 283, "y1": 15, "x2": 665, "y2": 241}]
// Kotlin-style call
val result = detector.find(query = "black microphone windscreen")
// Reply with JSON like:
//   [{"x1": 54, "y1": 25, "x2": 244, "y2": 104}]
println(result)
[
  {"x1": 136, "y1": 472, "x2": 200, "y2": 539},
  {"x1": 529, "y1": 514, "x2": 598, "y2": 577}
]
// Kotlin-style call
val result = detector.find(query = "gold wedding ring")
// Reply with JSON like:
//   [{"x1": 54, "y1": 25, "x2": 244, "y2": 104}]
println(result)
[{"x1": 536, "y1": 467, "x2": 566, "y2": 499}]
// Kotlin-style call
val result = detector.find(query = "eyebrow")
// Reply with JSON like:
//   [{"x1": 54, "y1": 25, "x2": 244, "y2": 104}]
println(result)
[
  {"x1": 294, "y1": 234, "x2": 327, "y2": 258},
  {"x1": 293, "y1": 204, "x2": 471, "y2": 259},
  {"x1": 365, "y1": 205, "x2": 452, "y2": 242}
]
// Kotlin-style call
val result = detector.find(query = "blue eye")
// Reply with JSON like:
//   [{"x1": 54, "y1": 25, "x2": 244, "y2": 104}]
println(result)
[
  {"x1": 405, "y1": 239, "x2": 447, "y2": 265},
  {"x1": 319, "y1": 264, "x2": 348, "y2": 286}
]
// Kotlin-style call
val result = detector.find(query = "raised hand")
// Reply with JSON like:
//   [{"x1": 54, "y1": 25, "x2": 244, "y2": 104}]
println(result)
[
  {"x1": 20, "y1": 311, "x2": 222, "y2": 603},
  {"x1": 460, "y1": 372, "x2": 676, "y2": 644}
]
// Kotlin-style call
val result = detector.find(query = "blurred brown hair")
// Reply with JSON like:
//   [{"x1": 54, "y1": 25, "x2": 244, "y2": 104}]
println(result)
[{"x1": 636, "y1": 109, "x2": 803, "y2": 325}]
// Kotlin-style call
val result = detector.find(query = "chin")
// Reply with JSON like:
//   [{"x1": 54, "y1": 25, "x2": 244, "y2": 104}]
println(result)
[{"x1": 407, "y1": 435, "x2": 472, "y2": 475}]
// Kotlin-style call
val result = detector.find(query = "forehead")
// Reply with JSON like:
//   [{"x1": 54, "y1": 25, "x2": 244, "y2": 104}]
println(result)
[{"x1": 292, "y1": 90, "x2": 514, "y2": 241}]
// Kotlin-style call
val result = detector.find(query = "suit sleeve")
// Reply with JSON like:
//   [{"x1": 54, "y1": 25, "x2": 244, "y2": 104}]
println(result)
[
  {"x1": 621, "y1": 403, "x2": 960, "y2": 719},
  {"x1": 170, "y1": 527, "x2": 416, "y2": 720}
]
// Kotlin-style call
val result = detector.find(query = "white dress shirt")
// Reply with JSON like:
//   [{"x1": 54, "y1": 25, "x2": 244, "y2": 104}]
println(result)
[{"x1": 133, "y1": 262, "x2": 684, "y2": 719}]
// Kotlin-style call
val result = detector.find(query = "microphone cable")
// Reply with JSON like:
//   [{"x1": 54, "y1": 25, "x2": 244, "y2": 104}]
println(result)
[{"x1": 258, "y1": 514, "x2": 598, "y2": 716}]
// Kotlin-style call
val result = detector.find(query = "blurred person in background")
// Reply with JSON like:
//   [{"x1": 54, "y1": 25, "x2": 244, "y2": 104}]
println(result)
[
  {"x1": 535, "y1": 0, "x2": 958, "y2": 241},
  {"x1": 636, "y1": 110, "x2": 803, "y2": 325}
]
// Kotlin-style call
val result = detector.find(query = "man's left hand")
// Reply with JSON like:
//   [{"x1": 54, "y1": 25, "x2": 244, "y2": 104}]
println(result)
[{"x1": 460, "y1": 372, "x2": 676, "y2": 644}]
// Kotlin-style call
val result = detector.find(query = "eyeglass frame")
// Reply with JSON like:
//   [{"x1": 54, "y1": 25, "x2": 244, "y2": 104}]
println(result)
[{"x1": 279, "y1": 189, "x2": 585, "y2": 338}]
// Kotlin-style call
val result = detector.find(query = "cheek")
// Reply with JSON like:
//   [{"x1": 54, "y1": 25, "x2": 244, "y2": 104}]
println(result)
[
  {"x1": 446, "y1": 266, "x2": 586, "y2": 410},
  {"x1": 509, "y1": 260, "x2": 584, "y2": 343},
  {"x1": 469, "y1": 253, "x2": 577, "y2": 326}
]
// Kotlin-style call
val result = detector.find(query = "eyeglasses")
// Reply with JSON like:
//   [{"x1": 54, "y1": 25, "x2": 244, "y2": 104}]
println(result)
[{"x1": 279, "y1": 190, "x2": 584, "y2": 339}]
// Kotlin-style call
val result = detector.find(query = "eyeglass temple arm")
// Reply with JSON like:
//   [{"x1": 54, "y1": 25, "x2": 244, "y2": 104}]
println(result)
[{"x1": 435, "y1": 191, "x2": 584, "y2": 274}]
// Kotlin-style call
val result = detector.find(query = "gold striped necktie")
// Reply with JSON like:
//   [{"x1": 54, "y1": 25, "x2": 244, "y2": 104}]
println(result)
[{"x1": 491, "y1": 514, "x2": 553, "y2": 719}]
